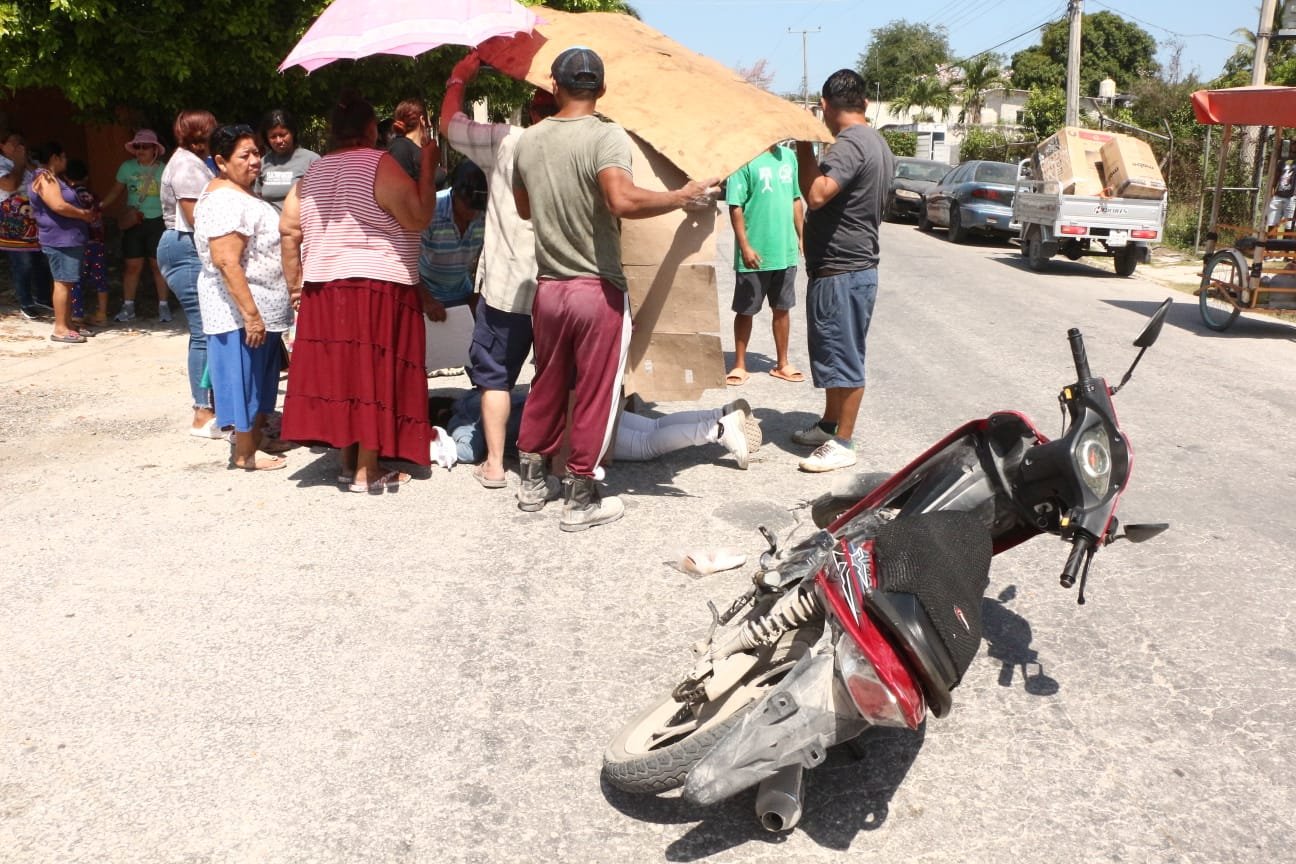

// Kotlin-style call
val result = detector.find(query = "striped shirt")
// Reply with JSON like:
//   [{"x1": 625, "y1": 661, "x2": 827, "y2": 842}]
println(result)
[
  {"x1": 418, "y1": 189, "x2": 484, "y2": 303},
  {"x1": 297, "y1": 148, "x2": 419, "y2": 285}
]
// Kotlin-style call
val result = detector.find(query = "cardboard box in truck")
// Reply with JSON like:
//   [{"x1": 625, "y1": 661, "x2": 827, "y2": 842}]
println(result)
[
  {"x1": 1035, "y1": 126, "x2": 1114, "y2": 197},
  {"x1": 1100, "y1": 135, "x2": 1166, "y2": 199}
]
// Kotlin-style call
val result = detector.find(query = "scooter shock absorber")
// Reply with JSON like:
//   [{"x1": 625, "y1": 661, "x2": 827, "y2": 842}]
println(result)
[{"x1": 736, "y1": 584, "x2": 823, "y2": 651}]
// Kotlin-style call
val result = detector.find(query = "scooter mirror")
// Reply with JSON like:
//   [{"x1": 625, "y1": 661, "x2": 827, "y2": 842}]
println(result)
[{"x1": 1134, "y1": 298, "x2": 1173, "y2": 348}]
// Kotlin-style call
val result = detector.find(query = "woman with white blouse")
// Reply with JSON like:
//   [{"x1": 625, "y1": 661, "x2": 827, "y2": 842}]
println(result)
[{"x1": 194, "y1": 124, "x2": 292, "y2": 472}]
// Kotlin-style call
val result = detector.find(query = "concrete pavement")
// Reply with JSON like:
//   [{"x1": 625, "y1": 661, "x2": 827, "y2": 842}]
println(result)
[{"x1": 1, "y1": 221, "x2": 1293, "y2": 863}]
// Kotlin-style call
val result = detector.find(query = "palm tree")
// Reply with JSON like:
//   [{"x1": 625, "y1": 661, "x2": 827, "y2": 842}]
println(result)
[
  {"x1": 954, "y1": 55, "x2": 1008, "y2": 126},
  {"x1": 892, "y1": 76, "x2": 953, "y2": 123},
  {"x1": 1234, "y1": 0, "x2": 1294, "y2": 70}
]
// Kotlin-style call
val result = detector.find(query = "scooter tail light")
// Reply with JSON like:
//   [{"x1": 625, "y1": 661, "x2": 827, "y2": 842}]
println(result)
[{"x1": 836, "y1": 636, "x2": 915, "y2": 728}]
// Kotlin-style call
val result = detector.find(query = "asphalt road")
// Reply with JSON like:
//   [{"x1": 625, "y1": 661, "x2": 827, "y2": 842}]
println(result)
[{"x1": 2, "y1": 220, "x2": 1294, "y2": 863}]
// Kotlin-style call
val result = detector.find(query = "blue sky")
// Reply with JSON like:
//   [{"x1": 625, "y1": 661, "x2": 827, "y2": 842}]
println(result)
[{"x1": 632, "y1": 0, "x2": 1255, "y2": 96}]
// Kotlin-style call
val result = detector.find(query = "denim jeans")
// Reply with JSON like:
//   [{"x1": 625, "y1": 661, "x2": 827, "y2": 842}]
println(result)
[
  {"x1": 5, "y1": 249, "x2": 53, "y2": 308},
  {"x1": 157, "y1": 229, "x2": 210, "y2": 409}
]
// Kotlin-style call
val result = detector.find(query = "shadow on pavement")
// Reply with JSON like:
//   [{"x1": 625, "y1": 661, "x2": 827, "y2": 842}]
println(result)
[
  {"x1": 1102, "y1": 297, "x2": 1296, "y2": 341},
  {"x1": 982, "y1": 585, "x2": 1060, "y2": 696}
]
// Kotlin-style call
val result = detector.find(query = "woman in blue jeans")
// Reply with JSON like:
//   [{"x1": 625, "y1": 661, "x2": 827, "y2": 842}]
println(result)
[{"x1": 157, "y1": 109, "x2": 219, "y2": 437}]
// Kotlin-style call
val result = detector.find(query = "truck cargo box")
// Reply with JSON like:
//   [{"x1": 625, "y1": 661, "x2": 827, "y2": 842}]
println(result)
[
  {"x1": 1100, "y1": 136, "x2": 1166, "y2": 199},
  {"x1": 1035, "y1": 126, "x2": 1114, "y2": 197}
]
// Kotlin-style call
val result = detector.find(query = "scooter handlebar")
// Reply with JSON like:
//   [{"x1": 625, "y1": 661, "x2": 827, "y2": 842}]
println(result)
[
  {"x1": 1067, "y1": 328, "x2": 1092, "y2": 381},
  {"x1": 1060, "y1": 534, "x2": 1094, "y2": 589}
]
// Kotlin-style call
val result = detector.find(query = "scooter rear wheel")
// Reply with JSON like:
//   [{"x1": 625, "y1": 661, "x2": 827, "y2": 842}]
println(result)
[{"x1": 602, "y1": 632, "x2": 813, "y2": 794}]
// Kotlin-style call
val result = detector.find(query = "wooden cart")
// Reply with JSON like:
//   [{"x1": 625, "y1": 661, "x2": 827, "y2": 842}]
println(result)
[{"x1": 1193, "y1": 86, "x2": 1296, "y2": 331}]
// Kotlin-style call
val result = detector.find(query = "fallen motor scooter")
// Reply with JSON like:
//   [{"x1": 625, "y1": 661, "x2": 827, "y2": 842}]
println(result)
[{"x1": 602, "y1": 300, "x2": 1174, "y2": 832}]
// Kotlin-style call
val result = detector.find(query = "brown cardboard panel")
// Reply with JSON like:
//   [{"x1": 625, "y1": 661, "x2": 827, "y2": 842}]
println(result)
[
  {"x1": 621, "y1": 132, "x2": 717, "y2": 266},
  {"x1": 1035, "y1": 126, "x2": 1114, "y2": 197},
  {"x1": 1100, "y1": 136, "x2": 1166, "y2": 199},
  {"x1": 622, "y1": 332, "x2": 726, "y2": 402},
  {"x1": 625, "y1": 264, "x2": 719, "y2": 336},
  {"x1": 477, "y1": 9, "x2": 832, "y2": 182}
]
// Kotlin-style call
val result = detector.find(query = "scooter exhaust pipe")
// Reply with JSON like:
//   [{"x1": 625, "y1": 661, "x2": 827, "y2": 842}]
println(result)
[{"x1": 755, "y1": 764, "x2": 804, "y2": 832}]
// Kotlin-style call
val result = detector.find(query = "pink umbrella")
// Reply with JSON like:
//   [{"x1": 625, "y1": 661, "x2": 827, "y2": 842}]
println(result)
[{"x1": 280, "y1": 0, "x2": 541, "y2": 73}]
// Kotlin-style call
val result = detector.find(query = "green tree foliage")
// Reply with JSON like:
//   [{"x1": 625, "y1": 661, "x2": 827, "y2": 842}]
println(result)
[
  {"x1": 1214, "y1": 1, "x2": 1296, "y2": 86},
  {"x1": 1020, "y1": 87, "x2": 1067, "y2": 139},
  {"x1": 958, "y1": 126, "x2": 1030, "y2": 163},
  {"x1": 856, "y1": 20, "x2": 952, "y2": 102},
  {"x1": 1009, "y1": 11, "x2": 1158, "y2": 96},
  {"x1": 954, "y1": 54, "x2": 1007, "y2": 125},
  {"x1": 891, "y1": 76, "x2": 953, "y2": 122},
  {"x1": 0, "y1": 0, "x2": 633, "y2": 131},
  {"x1": 880, "y1": 129, "x2": 916, "y2": 157}
]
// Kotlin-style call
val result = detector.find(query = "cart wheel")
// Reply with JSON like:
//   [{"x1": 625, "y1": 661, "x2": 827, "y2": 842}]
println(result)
[{"x1": 1199, "y1": 249, "x2": 1245, "y2": 332}]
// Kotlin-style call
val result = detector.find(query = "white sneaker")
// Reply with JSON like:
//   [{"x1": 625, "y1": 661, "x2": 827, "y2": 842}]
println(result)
[
  {"x1": 717, "y1": 408, "x2": 761, "y2": 469},
  {"x1": 791, "y1": 423, "x2": 834, "y2": 447},
  {"x1": 799, "y1": 439, "x2": 857, "y2": 473},
  {"x1": 158, "y1": 303, "x2": 172, "y2": 323},
  {"x1": 114, "y1": 305, "x2": 136, "y2": 323}
]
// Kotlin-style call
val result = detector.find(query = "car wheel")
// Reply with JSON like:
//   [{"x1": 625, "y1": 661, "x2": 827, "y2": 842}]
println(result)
[
  {"x1": 917, "y1": 202, "x2": 932, "y2": 232},
  {"x1": 947, "y1": 206, "x2": 967, "y2": 243}
]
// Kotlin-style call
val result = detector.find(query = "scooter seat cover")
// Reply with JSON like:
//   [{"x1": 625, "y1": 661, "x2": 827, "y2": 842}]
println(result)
[{"x1": 873, "y1": 512, "x2": 993, "y2": 681}]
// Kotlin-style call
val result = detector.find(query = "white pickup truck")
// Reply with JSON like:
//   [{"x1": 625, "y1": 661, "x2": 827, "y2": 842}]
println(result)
[{"x1": 1011, "y1": 162, "x2": 1167, "y2": 277}]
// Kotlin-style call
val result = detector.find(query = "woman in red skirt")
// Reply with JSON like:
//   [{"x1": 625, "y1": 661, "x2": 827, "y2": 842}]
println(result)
[{"x1": 280, "y1": 90, "x2": 441, "y2": 493}]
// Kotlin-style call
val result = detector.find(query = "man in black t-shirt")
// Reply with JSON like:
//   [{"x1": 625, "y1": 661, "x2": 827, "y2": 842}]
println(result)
[{"x1": 793, "y1": 69, "x2": 895, "y2": 473}]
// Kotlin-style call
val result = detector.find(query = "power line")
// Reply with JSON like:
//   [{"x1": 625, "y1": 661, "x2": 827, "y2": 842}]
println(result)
[
  {"x1": 947, "y1": 0, "x2": 1008, "y2": 33},
  {"x1": 1088, "y1": 0, "x2": 1248, "y2": 46},
  {"x1": 952, "y1": 6, "x2": 1067, "y2": 67}
]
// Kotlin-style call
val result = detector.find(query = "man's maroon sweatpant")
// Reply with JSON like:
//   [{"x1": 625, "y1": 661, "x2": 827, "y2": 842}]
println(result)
[{"x1": 517, "y1": 276, "x2": 630, "y2": 478}]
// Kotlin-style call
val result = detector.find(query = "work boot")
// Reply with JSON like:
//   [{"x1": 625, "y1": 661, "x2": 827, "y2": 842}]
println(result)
[
  {"x1": 516, "y1": 451, "x2": 560, "y2": 512},
  {"x1": 559, "y1": 472, "x2": 624, "y2": 532}
]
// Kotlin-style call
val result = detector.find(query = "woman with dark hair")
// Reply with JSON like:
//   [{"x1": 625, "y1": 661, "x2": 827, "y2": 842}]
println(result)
[
  {"x1": 255, "y1": 108, "x2": 319, "y2": 213},
  {"x1": 386, "y1": 97, "x2": 429, "y2": 180},
  {"x1": 194, "y1": 124, "x2": 293, "y2": 471},
  {"x1": 27, "y1": 141, "x2": 95, "y2": 343},
  {"x1": 158, "y1": 108, "x2": 220, "y2": 437},
  {"x1": 279, "y1": 90, "x2": 440, "y2": 493}
]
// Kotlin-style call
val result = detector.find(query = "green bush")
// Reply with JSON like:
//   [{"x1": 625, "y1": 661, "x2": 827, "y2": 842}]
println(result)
[
  {"x1": 882, "y1": 130, "x2": 917, "y2": 157},
  {"x1": 959, "y1": 126, "x2": 1031, "y2": 163}
]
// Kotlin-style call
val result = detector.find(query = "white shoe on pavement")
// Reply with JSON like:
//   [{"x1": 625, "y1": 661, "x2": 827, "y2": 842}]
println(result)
[
  {"x1": 798, "y1": 439, "x2": 858, "y2": 473},
  {"x1": 791, "y1": 423, "x2": 834, "y2": 447},
  {"x1": 717, "y1": 407, "x2": 761, "y2": 469}
]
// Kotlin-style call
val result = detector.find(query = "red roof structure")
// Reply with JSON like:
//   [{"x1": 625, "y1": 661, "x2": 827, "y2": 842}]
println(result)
[{"x1": 1192, "y1": 86, "x2": 1296, "y2": 127}]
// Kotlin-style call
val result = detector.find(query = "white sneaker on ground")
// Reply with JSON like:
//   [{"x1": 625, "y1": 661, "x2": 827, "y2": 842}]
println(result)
[
  {"x1": 799, "y1": 439, "x2": 857, "y2": 473},
  {"x1": 791, "y1": 423, "x2": 833, "y2": 447},
  {"x1": 114, "y1": 305, "x2": 136, "y2": 323},
  {"x1": 158, "y1": 303, "x2": 172, "y2": 323},
  {"x1": 717, "y1": 407, "x2": 762, "y2": 469}
]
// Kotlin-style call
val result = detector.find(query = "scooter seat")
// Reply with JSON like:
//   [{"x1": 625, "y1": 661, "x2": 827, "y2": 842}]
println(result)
[{"x1": 862, "y1": 511, "x2": 993, "y2": 718}]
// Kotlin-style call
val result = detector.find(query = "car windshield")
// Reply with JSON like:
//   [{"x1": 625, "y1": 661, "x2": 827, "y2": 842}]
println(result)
[
  {"x1": 974, "y1": 162, "x2": 1017, "y2": 184},
  {"x1": 896, "y1": 161, "x2": 946, "y2": 182}
]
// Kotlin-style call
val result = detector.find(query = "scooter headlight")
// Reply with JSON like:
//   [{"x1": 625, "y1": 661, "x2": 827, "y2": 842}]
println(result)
[{"x1": 1074, "y1": 425, "x2": 1112, "y2": 497}]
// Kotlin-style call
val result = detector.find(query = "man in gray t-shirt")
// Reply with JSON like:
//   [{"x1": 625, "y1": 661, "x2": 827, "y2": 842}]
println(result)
[
  {"x1": 511, "y1": 46, "x2": 718, "y2": 532},
  {"x1": 793, "y1": 69, "x2": 895, "y2": 474}
]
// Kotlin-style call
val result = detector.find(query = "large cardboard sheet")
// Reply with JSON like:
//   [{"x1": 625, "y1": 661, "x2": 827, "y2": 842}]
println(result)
[{"x1": 478, "y1": 8, "x2": 832, "y2": 182}]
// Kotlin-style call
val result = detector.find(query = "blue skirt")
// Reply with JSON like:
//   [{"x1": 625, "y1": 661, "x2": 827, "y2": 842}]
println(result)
[{"x1": 209, "y1": 330, "x2": 283, "y2": 432}]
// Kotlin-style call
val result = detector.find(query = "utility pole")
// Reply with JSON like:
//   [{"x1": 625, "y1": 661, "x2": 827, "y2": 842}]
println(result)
[
  {"x1": 789, "y1": 26, "x2": 821, "y2": 110},
  {"x1": 1064, "y1": 0, "x2": 1083, "y2": 126},
  {"x1": 1244, "y1": 0, "x2": 1278, "y2": 178}
]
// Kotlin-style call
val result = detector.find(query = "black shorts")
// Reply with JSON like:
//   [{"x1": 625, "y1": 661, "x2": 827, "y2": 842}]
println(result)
[
  {"x1": 122, "y1": 216, "x2": 164, "y2": 259},
  {"x1": 732, "y1": 266, "x2": 797, "y2": 315},
  {"x1": 467, "y1": 303, "x2": 534, "y2": 391}
]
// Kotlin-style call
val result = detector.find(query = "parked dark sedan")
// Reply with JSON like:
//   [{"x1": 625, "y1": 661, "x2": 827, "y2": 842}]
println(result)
[
  {"x1": 887, "y1": 157, "x2": 947, "y2": 220},
  {"x1": 918, "y1": 159, "x2": 1020, "y2": 243}
]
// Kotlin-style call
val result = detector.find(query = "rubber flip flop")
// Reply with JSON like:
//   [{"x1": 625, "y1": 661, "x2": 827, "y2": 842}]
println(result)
[
  {"x1": 472, "y1": 465, "x2": 508, "y2": 489},
  {"x1": 230, "y1": 455, "x2": 287, "y2": 472},
  {"x1": 725, "y1": 369, "x2": 750, "y2": 387},
  {"x1": 769, "y1": 367, "x2": 806, "y2": 383},
  {"x1": 50, "y1": 332, "x2": 87, "y2": 344},
  {"x1": 348, "y1": 470, "x2": 411, "y2": 494}
]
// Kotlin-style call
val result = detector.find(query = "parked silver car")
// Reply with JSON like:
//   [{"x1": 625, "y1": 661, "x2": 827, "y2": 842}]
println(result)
[{"x1": 918, "y1": 160, "x2": 1020, "y2": 243}]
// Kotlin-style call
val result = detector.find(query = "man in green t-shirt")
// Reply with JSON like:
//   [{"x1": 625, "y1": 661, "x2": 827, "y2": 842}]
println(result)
[{"x1": 725, "y1": 144, "x2": 804, "y2": 387}]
